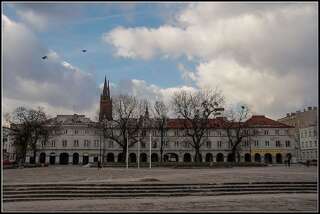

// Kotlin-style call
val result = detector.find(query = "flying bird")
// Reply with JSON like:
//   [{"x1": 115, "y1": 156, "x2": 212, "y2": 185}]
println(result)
[
  {"x1": 82, "y1": 49, "x2": 87, "y2": 53},
  {"x1": 42, "y1": 56, "x2": 47, "y2": 60}
]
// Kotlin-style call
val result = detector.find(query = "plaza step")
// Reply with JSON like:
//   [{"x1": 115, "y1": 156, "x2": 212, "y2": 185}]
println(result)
[{"x1": 3, "y1": 182, "x2": 317, "y2": 202}]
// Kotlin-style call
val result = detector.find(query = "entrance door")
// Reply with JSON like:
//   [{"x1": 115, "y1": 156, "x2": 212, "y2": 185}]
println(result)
[
  {"x1": 50, "y1": 156, "x2": 56, "y2": 165},
  {"x1": 83, "y1": 155, "x2": 89, "y2": 165}
]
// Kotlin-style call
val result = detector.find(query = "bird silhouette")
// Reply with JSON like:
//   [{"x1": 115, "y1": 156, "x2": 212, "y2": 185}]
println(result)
[
  {"x1": 42, "y1": 56, "x2": 47, "y2": 59},
  {"x1": 82, "y1": 49, "x2": 87, "y2": 52}
]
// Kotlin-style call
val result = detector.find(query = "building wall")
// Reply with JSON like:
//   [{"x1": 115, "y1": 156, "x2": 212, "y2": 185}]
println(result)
[
  {"x1": 299, "y1": 126, "x2": 318, "y2": 162},
  {"x1": 277, "y1": 106, "x2": 318, "y2": 161},
  {"x1": 2, "y1": 127, "x2": 16, "y2": 162},
  {"x1": 28, "y1": 125, "x2": 296, "y2": 165}
]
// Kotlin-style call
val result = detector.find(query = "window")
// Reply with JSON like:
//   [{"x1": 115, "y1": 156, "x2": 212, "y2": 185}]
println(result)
[
  {"x1": 52, "y1": 140, "x2": 56, "y2": 147},
  {"x1": 254, "y1": 140, "x2": 259, "y2": 147},
  {"x1": 264, "y1": 130, "x2": 269, "y2": 135},
  {"x1": 152, "y1": 142, "x2": 157, "y2": 148},
  {"x1": 74, "y1": 140, "x2": 79, "y2": 147},
  {"x1": 217, "y1": 141, "x2": 222, "y2": 148},
  {"x1": 94, "y1": 140, "x2": 99, "y2": 147},
  {"x1": 141, "y1": 142, "x2": 146, "y2": 148},
  {"x1": 218, "y1": 131, "x2": 221, "y2": 136},
  {"x1": 164, "y1": 140, "x2": 169, "y2": 148},
  {"x1": 253, "y1": 129, "x2": 259, "y2": 135},
  {"x1": 275, "y1": 130, "x2": 279, "y2": 135},
  {"x1": 109, "y1": 141, "x2": 113, "y2": 148},
  {"x1": 74, "y1": 129, "x2": 78, "y2": 134},
  {"x1": 206, "y1": 141, "x2": 211, "y2": 148},
  {"x1": 62, "y1": 140, "x2": 67, "y2": 147},
  {"x1": 41, "y1": 141, "x2": 45, "y2": 147},
  {"x1": 175, "y1": 141, "x2": 179, "y2": 148},
  {"x1": 174, "y1": 130, "x2": 179, "y2": 136},
  {"x1": 285, "y1": 141, "x2": 291, "y2": 147},
  {"x1": 64, "y1": 129, "x2": 68, "y2": 134},
  {"x1": 276, "y1": 141, "x2": 281, "y2": 147},
  {"x1": 315, "y1": 141, "x2": 317, "y2": 147},
  {"x1": 265, "y1": 141, "x2": 270, "y2": 147},
  {"x1": 85, "y1": 130, "x2": 89, "y2": 134},
  {"x1": 309, "y1": 130, "x2": 312, "y2": 137}
]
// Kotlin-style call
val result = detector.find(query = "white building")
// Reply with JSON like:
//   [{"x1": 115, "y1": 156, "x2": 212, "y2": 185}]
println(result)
[
  {"x1": 299, "y1": 125, "x2": 318, "y2": 162},
  {"x1": 25, "y1": 114, "x2": 296, "y2": 165},
  {"x1": 2, "y1": 127, "x2": 16, "y2": 163},
  {"x1": 18, "y1": 77, "x2": 296, "y2": 165}
]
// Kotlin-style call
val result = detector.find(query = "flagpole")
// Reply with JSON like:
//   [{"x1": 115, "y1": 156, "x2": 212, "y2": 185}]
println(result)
[
  {"x1": 149, "y1": 132, "x2": 152, "y2": 169},
  {"x1": 126, "y1": 131, "x2": 128, "y2": 169}
]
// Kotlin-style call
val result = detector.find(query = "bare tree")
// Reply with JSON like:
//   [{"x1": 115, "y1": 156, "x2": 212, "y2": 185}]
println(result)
[
  {"x1": 100, "y1": 95, "x2": 145, "y2": 163},
  {"x1": 152, "y1": 100, "x2": 169, "y2": 163},
  {"x1": 224, "y1": 105, "x2": 256, "y2": 163},
  {"x1": 172, "y1": 88, "x2": 224, "y2": 162},
  {"x1": 7, "y1": 106, "x2": 61, "y2": 165}
]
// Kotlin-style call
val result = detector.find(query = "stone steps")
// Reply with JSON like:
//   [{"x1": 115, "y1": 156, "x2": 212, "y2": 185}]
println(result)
[{"x1": 3, "y1": 182, "x2": 317, "y2": 202}]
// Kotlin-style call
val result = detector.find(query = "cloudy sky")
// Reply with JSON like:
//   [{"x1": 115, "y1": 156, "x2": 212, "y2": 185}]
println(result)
[{"x1": 2, "y1": 2, "x2": 318, "y2": 121}]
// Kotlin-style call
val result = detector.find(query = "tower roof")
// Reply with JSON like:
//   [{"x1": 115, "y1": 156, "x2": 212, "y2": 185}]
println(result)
[{"x1": 102, "y1": 75, "x2": 110, "y2": 98}]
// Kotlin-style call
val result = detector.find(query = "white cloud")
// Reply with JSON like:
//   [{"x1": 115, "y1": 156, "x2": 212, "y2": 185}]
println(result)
[
  {"x1": 104, "y1": 3, "x2": 318, "y2": 118},
  {"x1": 2, "y1": 15, "x2": 99, "y2": 120}
]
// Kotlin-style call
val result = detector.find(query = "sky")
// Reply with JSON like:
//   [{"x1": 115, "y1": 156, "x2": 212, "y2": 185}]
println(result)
[{"x1": 2, "y1": 2, "x2": 318, "y2": 121}]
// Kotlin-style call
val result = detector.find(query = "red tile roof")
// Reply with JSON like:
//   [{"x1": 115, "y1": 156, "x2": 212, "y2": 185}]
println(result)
[{"x1": 165, "y1": 115, "x2": 293, "y2": 129}]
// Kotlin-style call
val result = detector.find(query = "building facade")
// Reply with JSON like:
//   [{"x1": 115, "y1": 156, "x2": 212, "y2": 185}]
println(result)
[
  {"x1": 278, "y1": 106, "x2": 318, "y2": 162},
  {"x1": 2, "y1": 127, "x2": 16, "y2": 163},
  {"x1": 21, "y1": 78, "x2": 296, "y2": 165},
  {"x1": 299, "y1": 125, "x2": 318, "y2": 162}
]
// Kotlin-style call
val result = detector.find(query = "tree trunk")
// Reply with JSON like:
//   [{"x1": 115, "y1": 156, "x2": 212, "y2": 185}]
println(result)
[{"x1": 194, "y1": 146, "x2": 201, "y2": 163}]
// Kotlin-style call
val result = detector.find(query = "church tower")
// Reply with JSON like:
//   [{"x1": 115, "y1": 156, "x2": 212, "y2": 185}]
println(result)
[{"x1": 99, "y1": 76, "x2": 113, "y2": 121}]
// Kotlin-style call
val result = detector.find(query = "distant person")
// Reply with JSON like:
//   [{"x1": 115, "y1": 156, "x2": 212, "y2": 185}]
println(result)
[
  {"x1": 98, "y1": 161, "x2": 101, "y2": 170},
  {"x1": 287, "y1": 155, "x2": 292, "y2": 168}
]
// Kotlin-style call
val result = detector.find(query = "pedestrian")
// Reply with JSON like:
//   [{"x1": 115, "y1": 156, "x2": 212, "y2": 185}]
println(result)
[
  {"x1": 306, "y1": 160, "x2": 310, "y2": 167},
  {"x1": 287, "y1": 157, "x2": 291, "y2": 168},
  {"x1": 98, "y1": 160, "x2": 101, "y2": 170}
]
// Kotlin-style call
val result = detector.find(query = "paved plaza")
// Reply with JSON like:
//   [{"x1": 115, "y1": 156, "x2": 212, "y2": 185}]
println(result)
[
  {"x1": 3, "y1": 165, "x2": 317, "y2": 184},
  {"x1": 2, "y1": 165, "x2": 318, "y2": 212},
  {"x1": 3, "y1": 193, "x2": 318, "y2": 211}
]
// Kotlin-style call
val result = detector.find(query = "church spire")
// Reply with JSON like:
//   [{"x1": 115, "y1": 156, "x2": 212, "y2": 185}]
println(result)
[{"x1": 102, "y1": 75, "x2": 108, "y2": 97}]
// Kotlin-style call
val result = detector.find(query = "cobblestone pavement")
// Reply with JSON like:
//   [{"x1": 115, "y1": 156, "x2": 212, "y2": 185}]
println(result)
[
  {"x1": 3, "y1": 165, "x2": 317, "y2": 184},
  {"x1": 3, "y1": 193, "x2": 318, "y2": 211}
]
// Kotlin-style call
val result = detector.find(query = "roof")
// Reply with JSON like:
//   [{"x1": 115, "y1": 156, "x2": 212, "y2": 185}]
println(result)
[{"x1": 245, "y1": 115, "x2": 293, "y2": 128}]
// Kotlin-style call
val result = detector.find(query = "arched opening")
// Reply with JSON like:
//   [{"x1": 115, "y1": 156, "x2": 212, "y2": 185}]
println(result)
[
  {"x1": 227, "y1": 153, "x2": 235, "y2": 162},
  {"x1": 94, "y1": 156, "x2": 98, "y2": 162},
  {"x1": 72, "y1": 153, "x2": 79, "y2": 165},
  {"x1": 140, "y1": 153, "x2": 147, "y2": 162},
  {"x1": 49, "y1": 153, "x2": 56, "y2": 165},
  {"x1": 165, "y1": 153, "x2": 178, "y2": 162},
  {"x1": 244, "y1": 153, "x2": 251, "y2": 162},
  {"x1": 254, "y1": 153, "x2": 261, "y2": 162},
  {"x1": 205, "y1": 153, "x2": 213, "y2": 162},
  {"x1": 163, "y1": 154, "x2": 168, "y2": 162},
  {"x1": 184, "y1": 153, "x2": 192, "y2": 162},
  {"x1": 276, "y1": 153, "x2": 282, "y2": 163},
  {"x1": 59, "y1": 153, "x2": 69, "y2": 165},
  {"x1": 129, "y1": 153, "x2": 137, "y2": 163},
  {"x1": 118, "y1": 153, "x2": 124, "y2": 162},
  {"x1": 107, "y1": 153, "x2": 114, "y2": 162},
  {"x1": 216, "y1": 153, "x2": 224, "y2": 162},
  {"x1": 264, "y1": 153, "x2": 272, "y2": 164},
  {"x1": 82, "y1": 155, "x2": 89, "y2": 165},
  {"x1": 39, "y1": 153, "x2": 46, "y2": 164},
  {"x1": 151, "y1": 153, "x2": 159, "y2": 162}
]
